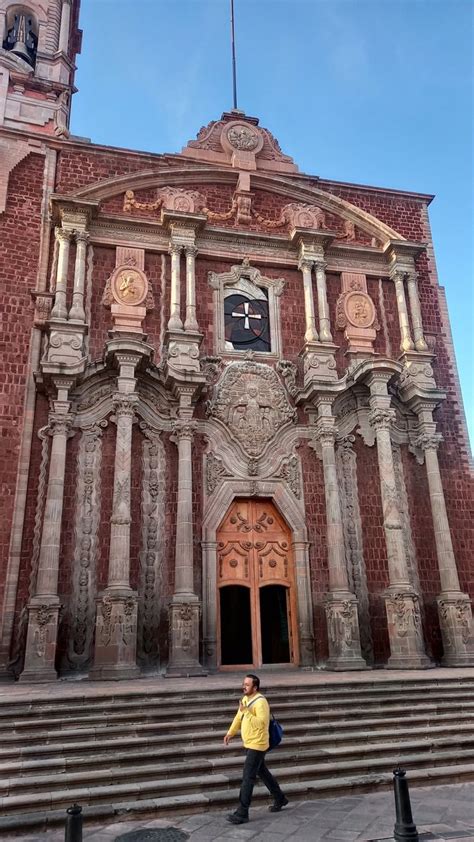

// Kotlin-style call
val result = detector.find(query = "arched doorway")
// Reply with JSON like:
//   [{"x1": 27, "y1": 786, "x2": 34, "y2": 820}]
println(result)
[{"x1": 217, "y1": 498, "x2": 299, "y2": 669}]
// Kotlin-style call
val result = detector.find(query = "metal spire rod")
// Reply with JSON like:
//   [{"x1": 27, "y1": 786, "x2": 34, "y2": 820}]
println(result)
[{"x1": 230, "y1": 0, "x2": 238, "y2": 110}]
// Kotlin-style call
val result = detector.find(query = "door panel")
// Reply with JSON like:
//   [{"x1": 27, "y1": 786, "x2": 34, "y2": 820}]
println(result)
[{"x1": 217, "y1": 499, "x2": 299, "y2": 668}]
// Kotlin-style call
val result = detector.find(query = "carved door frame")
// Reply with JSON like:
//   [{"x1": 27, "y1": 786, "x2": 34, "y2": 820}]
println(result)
[
  {"x1": 216, "y1": 499, "x2": 299, "y2": 670},
  {"x1": 201, "y1": 479, "x2": 315, "y2": 671}
]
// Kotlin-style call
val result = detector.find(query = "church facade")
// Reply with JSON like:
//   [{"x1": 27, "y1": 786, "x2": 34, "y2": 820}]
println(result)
[{"x1": 0, "y1": 0, "x2": 473, "y2": 682}]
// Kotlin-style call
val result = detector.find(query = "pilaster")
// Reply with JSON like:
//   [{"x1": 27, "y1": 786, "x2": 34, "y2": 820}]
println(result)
[
  {"x1": 310, "y1": 397, "x2": 367, "y2": 670},
  {"x1": 166, "y1": 396, "x2": 205, "y2": 676},
  {"x1": 90, "y1": 343, "x2": 151, "y2": 680},
  {"x1": 20, "y1": 377, "x2": 74, "y2": 682},
  {"x1": 367, "y1": 372, "x2": 431, "y2": 669},
  {"x1": 411, "y1": 400, "x2": 474, "y2": 666}
]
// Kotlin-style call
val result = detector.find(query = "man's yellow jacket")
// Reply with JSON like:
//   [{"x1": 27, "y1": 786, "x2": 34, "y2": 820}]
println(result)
[{"x1": 227, "y1": 694, "x2": 270, "y2": 751}]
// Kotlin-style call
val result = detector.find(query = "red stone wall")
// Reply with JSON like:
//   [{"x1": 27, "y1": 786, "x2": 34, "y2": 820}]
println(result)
[
  {"x1": 0, "y1": 152, "x2": 44, "y2": 623},
  {"x1": 300, "y1": 440, "x2": 329, "y2": 662},
  {"x1": 353, "y1": 435, "x2": 391, "y2": 664}
]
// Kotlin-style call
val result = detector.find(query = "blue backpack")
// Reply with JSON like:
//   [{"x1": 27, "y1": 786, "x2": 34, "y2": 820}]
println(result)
[{"x1": 246, "y1": 695, "x2": 283, "y2": 750}]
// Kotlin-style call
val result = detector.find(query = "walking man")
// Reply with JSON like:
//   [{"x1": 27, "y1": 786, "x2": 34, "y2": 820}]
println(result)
[{"x1": 223, "y1": 673, "x2": 288, "y2": 824}]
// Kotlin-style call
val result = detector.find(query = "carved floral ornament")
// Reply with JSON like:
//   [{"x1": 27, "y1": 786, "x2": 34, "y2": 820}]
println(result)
[
  {"x1": 121, "y1": 185, "x2": 376, "y2": 242},
  {"x1": 207, "y1": 360, "x2": 296, "y2": 458}
]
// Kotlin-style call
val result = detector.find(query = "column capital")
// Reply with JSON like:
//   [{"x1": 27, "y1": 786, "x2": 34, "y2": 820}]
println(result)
[
  {"x1": 368, "y1": 407, "x2": 395, "y2": 432},
  {"x1": 112, "y1": 393, "x2": 138, "y2": 418},
  {"x1": 312, "y1": 424, "x2": 337, "y2": 447},
  {"x1": 171, "y1": 419, "x2": 198, "y2": 443},
  {"x1": 298, "y1": 257, "x2": 313, "y2": 273},
  {"x1": 168, "y1": 242, "x2": 183, "y2": 256},
  {"x1": 414, "y1": 431, "x2": 443, "y2": 452},
  {"x1": 54, "y1": 227, "x2": 72, "y2": 243},
  {"x1": 74, "y1": 230, "x2": 90, "y2": 245},
  {"x1": 184, "y1": 244, "x2": 198, "y2": 256},
  {"x1": 49, "y1": 412, "x2": 74, "y2": 436},
  {"x1": 313, "y1": 258, "x2": 327, "y2": 272}
]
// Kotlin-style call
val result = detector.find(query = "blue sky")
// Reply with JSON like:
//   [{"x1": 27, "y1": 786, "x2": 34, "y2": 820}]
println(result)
[{"x1": 71, "y1": 0, "x2": 473, "y2": 446}]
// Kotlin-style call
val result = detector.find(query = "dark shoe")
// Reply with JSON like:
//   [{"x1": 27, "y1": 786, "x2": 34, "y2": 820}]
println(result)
[
  {"x1": 269, "y1": 796, "x2": 289, "y2": 812},
  {"x1": 226, "y1": 813, "x2": 249, "y2": 824}
]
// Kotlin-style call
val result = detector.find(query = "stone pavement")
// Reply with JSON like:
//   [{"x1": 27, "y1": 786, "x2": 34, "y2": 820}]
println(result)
[{"x1": 4, "y1": 782, "x2": 474, "y2": 841}]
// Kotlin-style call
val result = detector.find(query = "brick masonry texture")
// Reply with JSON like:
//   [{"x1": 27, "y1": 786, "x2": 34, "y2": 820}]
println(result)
[
  {"x1": 1, "y1": 134, "x2": 472, "y2": 674},
  {"x1": 0, "y1": 153, "x2": 44, "y2": 622}
]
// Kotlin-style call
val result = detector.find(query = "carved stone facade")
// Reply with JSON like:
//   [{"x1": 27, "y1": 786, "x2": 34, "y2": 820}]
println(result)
[{"x1": 0, "y1": 26, "x2": 472, "y2": 681}]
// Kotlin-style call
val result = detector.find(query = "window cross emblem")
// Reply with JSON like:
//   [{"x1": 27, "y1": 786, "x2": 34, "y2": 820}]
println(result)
[{"x1": 231, "y1": 301, "x2": 262, "y2": 330}]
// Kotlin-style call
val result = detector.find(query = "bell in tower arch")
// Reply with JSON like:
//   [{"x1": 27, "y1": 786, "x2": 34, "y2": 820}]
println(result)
[{"x1": 3, "y1": 11, "x2": 38, "y2": 67}]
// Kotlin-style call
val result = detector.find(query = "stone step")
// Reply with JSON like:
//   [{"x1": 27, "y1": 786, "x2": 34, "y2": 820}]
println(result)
[
  {"x1": 2, "y1": 678, "x2": 473, "y2": 719},
  {"x1": 2, "y1": 698, "x2": 473, "y2": 742},
  {"x1": 2, "y1": 735, "x2": 474, "y2": 795},
  {"x1": 1, "y1": 709, "x2": 473, "y2": 760},
  {"x1": 1, "y1": 749, "x2": 474, "y2": 815},
  {"x1": 1, "y1": 762, "x2": 473, "y2": 835}
]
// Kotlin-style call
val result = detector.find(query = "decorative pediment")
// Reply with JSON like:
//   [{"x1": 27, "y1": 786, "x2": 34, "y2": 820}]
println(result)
[
  {"x1": 182, "y1": 111, "x2": 297, "y2": 173},
  {"x1": 207, "y1": 360, "x2": 296, "y2": 457}
]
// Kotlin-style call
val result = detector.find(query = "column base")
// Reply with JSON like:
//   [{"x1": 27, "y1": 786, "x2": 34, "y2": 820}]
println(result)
[
  {"x1": 384, "y1": 588, "x2": 432, "y2": 669},
  {"x1": 437, "y1": 592, "x2": 474, "y2": 667},
  {"x1": 19, "y1": 598, "x2": 61, "y2": 683},
  {"x1": 300, "y1": 342, "x2": 339, "y2": 387},
  {"x1": 299, "y1": 634, "x2": 316, "y2": 668},
  {"x1": 89, "y1": 589, "x2": 139, "y2": 680},
  {"x1": 166, "y1": 599, "x2": 206, "y2": 677},
  {"x1": 324, "y1": 592, "x2": 368, "y2": 671}
]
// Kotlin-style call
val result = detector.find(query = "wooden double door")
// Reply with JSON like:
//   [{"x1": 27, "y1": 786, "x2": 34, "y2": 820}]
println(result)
[{"x1": 217, "y1": 499, "x2": 299, "y2": 669}]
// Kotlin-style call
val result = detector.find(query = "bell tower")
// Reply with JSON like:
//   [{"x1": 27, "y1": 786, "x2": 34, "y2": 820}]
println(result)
[{"x1": 0, "y1": 0, "x2": 82, "y2": 135}]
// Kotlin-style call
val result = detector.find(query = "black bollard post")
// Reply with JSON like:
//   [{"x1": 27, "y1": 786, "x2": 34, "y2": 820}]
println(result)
[
  {"x1": 393, "y1": 768, "x2": 419, "y2": 841},
  {"x1": 65, "y1": 803, "x2": 83, "y2": 842}
]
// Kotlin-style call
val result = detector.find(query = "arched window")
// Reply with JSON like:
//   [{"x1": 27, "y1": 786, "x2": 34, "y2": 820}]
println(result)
[{"x1": 2, "y1": 6, "x2": 38, "y2": 67}]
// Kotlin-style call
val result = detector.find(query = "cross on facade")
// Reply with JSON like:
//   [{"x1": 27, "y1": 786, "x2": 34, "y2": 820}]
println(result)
[{"x1": 231, "y1": 301, "x2": 262, "y2": 330}]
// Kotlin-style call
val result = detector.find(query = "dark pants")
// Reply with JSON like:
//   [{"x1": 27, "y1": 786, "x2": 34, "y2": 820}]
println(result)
[{"x1": 236, "y1": 748, "x2": 284, "y2": 817}]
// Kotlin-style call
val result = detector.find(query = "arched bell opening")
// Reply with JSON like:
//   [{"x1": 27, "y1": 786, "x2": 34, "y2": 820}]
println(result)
[{"x1": 2, "y1": 6, "x2": 38, "y2": 66}]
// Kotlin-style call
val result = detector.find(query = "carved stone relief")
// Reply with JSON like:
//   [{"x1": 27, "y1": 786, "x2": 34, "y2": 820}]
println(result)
[
  {"x1": 9, "y1": 425, "x2": 50, "y2": 675},
  {"x1": 392, "y1": 443, "x2": 422, "y2": 597},
  {"x1": 206, "y1": 452, "x2": 231, "y2": 495},
  {"x1": 207, "y1": 361, "x2": 296, "y2": 457},
  {"x1": 336, "y1": 435, "x2": 374, "y2": 664},
  {"x1": 138, "y1": 425, "x2": 167, "y2": 667},
  {"x1": 276, "y1": 455, "x2": 301, "y2": 499},
  {"x1": 336, "y1": 272, "x2": 380, "y2": 354},
  {"x1": 67, "y1": 423, "x2": 106, "y2": 670}
]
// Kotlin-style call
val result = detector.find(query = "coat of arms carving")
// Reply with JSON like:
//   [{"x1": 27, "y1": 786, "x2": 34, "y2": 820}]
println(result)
[{"x1": 207, "y1": 361, "x2": 296, "y2": 457}]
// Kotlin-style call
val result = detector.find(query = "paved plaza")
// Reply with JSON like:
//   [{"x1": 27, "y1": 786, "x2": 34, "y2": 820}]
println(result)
[{"x1": 4, "y1": 782, "x2": 474, "y2": 841}]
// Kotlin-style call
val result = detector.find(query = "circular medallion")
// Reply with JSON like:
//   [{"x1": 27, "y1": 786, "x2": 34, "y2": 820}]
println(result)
[
  {"x1": 344, "y1": 291, "x2": 375, "y2": 329},
  {"x1": 221, "y1": 121, "x2": 263, "y2": 156},
  {"x1": 111, "y1": 266, "x2": 148, "y2": 307}
]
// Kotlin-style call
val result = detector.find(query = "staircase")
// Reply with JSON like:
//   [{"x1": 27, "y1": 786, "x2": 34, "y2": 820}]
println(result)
[{"x1": 1, "y1": 673, "x2": 474, "y2": 834}]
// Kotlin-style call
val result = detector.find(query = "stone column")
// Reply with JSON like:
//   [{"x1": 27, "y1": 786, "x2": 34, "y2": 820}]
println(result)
[
  {"x1": 58, "y1": 0, "x2": 72, "y2": 53},
  {"x1": 184, "y1": 245, "x2": 199, "y2": 332},
  {"x1": 168, "y1": 243, "x2": 183, "y2": 331},
  {"x1": 367, "y1": 373, "x2": 430, "y2": 668},
  {"x1": 314, "y1": 259, "x2": 333, "y2": 343},
  {"x1": 311, "y1": 400, "x2": 366, "y2": 670},
  {"x1": 20, "y1": 381, "x2": 74, "y2": 682},
  {"x1": 51, "y1": 228, "x2": 71, "y2": 320},
  {"x1": 91, "y1": 357, "x2": 140, "y2": 679},
  {"x1": 68, "y1": 231, "x2": 89, "y2": 322},
  {"x1": 406, "y1": 272, "x2": 428, "y2": 351},
  {"x1": 392, "y1": 269, "x2": 414, "y2": 352},
  {"x1": 167, "y1": 413, "x2": 204, "y2": 675},
  {"x1": 292, "y1": 540, "x2": 315, "y2": 667},
  {"x1": 415, "y1": 426, "x2": 474, "y2": 665},
  {"x1": 299, "y1": 258, "x2": 319, "y2": 342}
]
